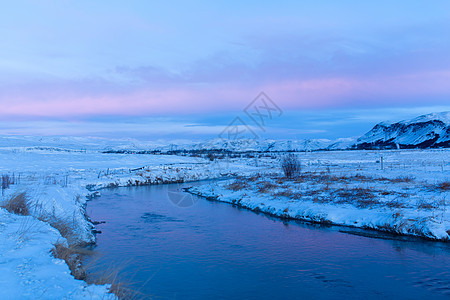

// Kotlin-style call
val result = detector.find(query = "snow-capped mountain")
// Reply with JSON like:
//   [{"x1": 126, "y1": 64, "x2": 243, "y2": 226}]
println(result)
[
  {"x1": 101, "y1": 138, "x2": 358, "y2": 153},
  {"x1": 352, "y1": 112, "x2": 450, "y2": 149},
  {"x1": 2, "y1": 112, "x2": 448, "y2": 153},
  {"x1": 141, "y1": 137, "x2": 358, "y2": 153}
]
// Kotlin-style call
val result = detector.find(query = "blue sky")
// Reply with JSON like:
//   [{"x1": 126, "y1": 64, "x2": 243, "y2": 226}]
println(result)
[{"x1": 1, "y1": 1, "x2": 450, "y2": 140}]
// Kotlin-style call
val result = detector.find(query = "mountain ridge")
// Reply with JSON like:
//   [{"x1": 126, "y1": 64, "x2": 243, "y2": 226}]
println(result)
[{"x1": 352, "y1": 111, "x2": 450, "y2": 149}]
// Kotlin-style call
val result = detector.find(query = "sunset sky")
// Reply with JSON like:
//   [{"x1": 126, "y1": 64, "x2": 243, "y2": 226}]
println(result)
[{"x1": 1, "y1": 1, "x2": 449, "y2": 139}]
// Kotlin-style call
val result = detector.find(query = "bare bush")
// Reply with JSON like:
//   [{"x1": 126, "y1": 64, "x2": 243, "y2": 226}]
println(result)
[
  {"x1": 1, "y1": 174, "x2": 15, "y2": 194},
  {"x1": 1, "y1": 192, "x2": 29, "y2": 215},
  {"x1": 281, "y1": 154, "x2": 301, "y2": 179}
]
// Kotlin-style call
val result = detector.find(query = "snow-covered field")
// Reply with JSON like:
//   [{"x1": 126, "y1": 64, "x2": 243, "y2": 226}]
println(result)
[
  {"x1": 190, "y1": 149, "x2": 450, "y2": 240},
  {"x1": 0, "y1": 135, "x2": 449, "y2": 298}
]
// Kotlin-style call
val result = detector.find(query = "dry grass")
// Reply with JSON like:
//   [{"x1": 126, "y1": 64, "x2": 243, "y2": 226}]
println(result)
[
  {"x1": 272, "y1": 189, "x2": 293, "y2": 198},
  {"x1": 385, "y1": 199, "x2": 407, "y2": 209},
  {"x1": 51, "y1": 242, "x2": 92, "y2": 280},
  {"x1": 389, "y1": 176, "x2": 415, "y2": 183},
  {"x1": 247, "y1": 174, "x2": 261, "y2": 182},
  {"x1": 417, "y1": 198, "x2": 446, "y2": 210},
  {"x1": 272, "y1": 189, "x2": 302, "y2": 200},
  {"x1": 312, "y1": 196, "x2": 332, "y2": 204},
  {"x1": 224, "y1": 170, "x2": 423, "y2": 211},
  {"x1": 35, "y1": 211, "x2": 78, "y2": 243},
  {"x1": 417, "y1": 202, "x2": 438, "y2": 210},
  {"x1": 332, "y1": 187, "x2": 380, "y2": 208},
  {"x1": 355, "y1": 197, "x2": 382, "y2": 208},
  {"x1": 49, "y1": 218, "x2": 76, "y2": 242},
  {"x1": 53, "y1": 242, "x2": 138, "y2": 299},
  {"x1": 350, "y1": 174, "x2": 374, "y2": 182},
  {"x1": 53, "y1": 241, "x2": 137, "y2": 299},
  {"x1": 86, "y1": 264, "x2": 138, "y2": 299},
  {"x1": 256, "y1": 181, "x2": 278, "y2": 193},
  {"x1": 436, "y1": 181, "x2": 450, "y2": 191},
  {"x1": 226, "y1": 178, "x2": 250, "y2": 191},
  {"x1": 1, "y1": 192, "x2": 29, "y2": 215}
]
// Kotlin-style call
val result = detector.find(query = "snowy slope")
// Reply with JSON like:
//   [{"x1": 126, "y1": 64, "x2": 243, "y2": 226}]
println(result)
[{"x1": 353, "y1": 112, "x2": 450, "y2": 149}]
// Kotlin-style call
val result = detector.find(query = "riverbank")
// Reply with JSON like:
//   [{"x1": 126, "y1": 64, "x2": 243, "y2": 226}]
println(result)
[
  {"x1": 0, "y1": 142, "x2": 449, "y2": 297},
  {"x1": 188, "y1": 153, "x2": 450, "y2": 241}
]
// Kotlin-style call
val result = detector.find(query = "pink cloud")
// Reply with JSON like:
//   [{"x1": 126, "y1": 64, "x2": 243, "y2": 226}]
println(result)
[{"x1": 1, "y1": 69, "x2": 450, "y2": 118}]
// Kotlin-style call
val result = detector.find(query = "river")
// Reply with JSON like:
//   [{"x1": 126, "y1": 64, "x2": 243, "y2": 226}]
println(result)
[{"x1": 86, "y1": 182, "x2": 450, "y2": 299}]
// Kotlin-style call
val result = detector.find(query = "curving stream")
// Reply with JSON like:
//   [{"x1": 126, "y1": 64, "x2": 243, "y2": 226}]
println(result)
[{"x1": 86, "y1": 182, "x2": 450, "y2": 299}]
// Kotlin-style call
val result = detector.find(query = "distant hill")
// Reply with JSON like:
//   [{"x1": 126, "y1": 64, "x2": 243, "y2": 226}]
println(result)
[
  {"x1": 351, "y1": 112, "x2": 450, "y2": 150},
  {"x1": 1, "y1": 112, "x2": 449, "y2": 153}
]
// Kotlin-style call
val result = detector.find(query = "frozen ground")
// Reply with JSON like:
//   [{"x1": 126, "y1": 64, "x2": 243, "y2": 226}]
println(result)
[{"x1": 0, "y1": 136, "x2": 449, "y2": 298}]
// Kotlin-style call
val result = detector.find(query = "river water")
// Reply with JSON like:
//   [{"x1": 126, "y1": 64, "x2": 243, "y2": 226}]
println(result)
[{"x1": 86, "y1": 183, "x2": 450, "y2": 299}]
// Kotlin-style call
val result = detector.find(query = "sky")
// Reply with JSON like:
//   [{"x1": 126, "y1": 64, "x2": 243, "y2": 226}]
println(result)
[{"x1": 1, "y1": 1, "x2": 450, "y2": 140}]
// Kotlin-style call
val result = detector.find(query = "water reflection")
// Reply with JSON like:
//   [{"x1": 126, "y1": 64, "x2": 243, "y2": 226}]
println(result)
[{"x1": 86, "y1": 183, "x2": 450, "y2": 299}]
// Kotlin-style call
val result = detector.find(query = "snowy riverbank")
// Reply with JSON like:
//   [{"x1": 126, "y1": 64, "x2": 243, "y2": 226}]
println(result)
[
  {"x1": 0, "y1": 137, "x2": 449, "y2": 298},
  {"x1": 189, "y1": 150, "x2": 450, "y2": 241}
]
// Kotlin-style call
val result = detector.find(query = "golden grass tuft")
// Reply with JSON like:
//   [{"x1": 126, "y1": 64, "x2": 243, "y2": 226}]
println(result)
[
  {"x1": 1, "y1": 192, "x2": 29, "y2": 215},
  {"x1": 51, "y1": 242, "x2": 92, "y2": 280}
]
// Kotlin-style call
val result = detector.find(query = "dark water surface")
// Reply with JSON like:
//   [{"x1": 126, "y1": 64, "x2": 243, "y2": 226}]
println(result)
[{"x1": 86, "y1": 183, "x2": 450, "y2": 299}]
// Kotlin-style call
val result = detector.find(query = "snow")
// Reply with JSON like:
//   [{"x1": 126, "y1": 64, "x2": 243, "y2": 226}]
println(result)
[
  {"x1": 0, "y1": 135, "x2": 449, "y2": 297},
  {"x1": 0, "y1": 209, "x2": 115, "y2": 300},
  {"x1": 400, "y1": 111, "x2": 450, "y2": 126}
]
